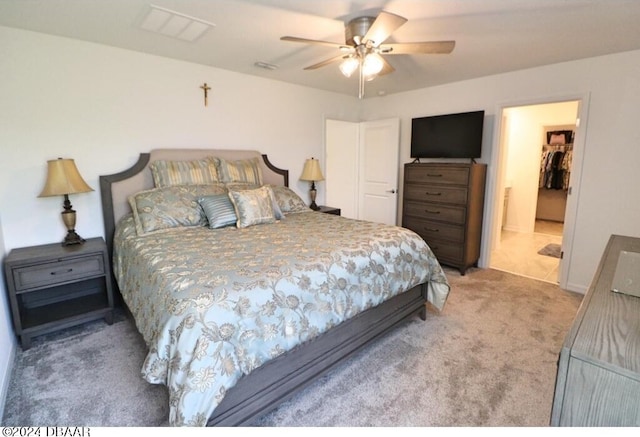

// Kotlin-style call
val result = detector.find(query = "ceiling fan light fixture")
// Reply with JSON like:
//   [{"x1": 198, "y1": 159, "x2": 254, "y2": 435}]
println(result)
[
  {"x1": 362, "y1": 53, "x2": 384, "y2": 77},
  {"x1": 339, "y1": 57, "x2": 359, "y2": 78}
]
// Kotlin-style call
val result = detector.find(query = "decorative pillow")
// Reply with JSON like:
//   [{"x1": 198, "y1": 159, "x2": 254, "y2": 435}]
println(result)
[
  {"x1": 150, "y1": 158, "x2": 220, "y2": 188},
  {"x1": 267, "y1": 184, "x2": 310, "y2": 214},
  {"x1": 228, "y1": 186, "x2": 276, "y2": 228},
  {"x1": 266, "y1": 186, "x2": 285, "y2": 220},
  {"x1": 128, "y1": 184, "x2": 227, "y2": 235},
  {"x1": 198, "y1": 194, "x2": 237, "y2": 229},
  {"x1": 215, "y1": 157, "x2": 263, "y2": 185},
  {"x1": 129, "y1": 187, "x2": 203, "y2": 235},
  {"x1": 224, "y1": 182, "x2": 261, "y2": 191}
]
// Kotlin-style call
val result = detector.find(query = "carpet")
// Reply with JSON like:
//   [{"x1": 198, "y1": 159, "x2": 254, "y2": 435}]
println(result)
[
  {"x1": 1, "y1": 268, "x2": 583, "y2": 427},
  {"x1": 537, "y1": 243, "x2": 561, "y2": 258}
]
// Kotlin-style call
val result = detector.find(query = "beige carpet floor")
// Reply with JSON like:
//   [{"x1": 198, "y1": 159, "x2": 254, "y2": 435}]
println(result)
[{"x1": 1, "y1": 267, "x2": 583, "y2": 427}]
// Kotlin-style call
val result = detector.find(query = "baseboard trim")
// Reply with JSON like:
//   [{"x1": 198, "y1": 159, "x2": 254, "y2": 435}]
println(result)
[
  {"x1": 566, "y1": 281, "x2": 587, "y2": 295},
  {"x1": 0, "y1": 339, "x2": 17, "y2": 420}
]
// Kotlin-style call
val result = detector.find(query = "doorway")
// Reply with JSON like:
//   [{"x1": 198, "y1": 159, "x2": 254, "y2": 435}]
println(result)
[{"x1": 489, "y1": 101, "x2": 579, "y2": 284}]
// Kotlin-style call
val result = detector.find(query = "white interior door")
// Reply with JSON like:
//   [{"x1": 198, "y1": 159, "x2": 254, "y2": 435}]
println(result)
[
  {"x1": 358, "y1": 118, "x2": 400, "y2": 225},
  {"x1": 325, "y1": 119, "x2": 359, "y2": 219}
]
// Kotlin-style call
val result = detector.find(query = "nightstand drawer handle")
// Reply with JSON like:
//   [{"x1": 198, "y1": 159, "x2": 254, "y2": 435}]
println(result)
[
  {"x1": 425, "y1": 209, "x2": 441, "y2": 214},
  {"x1": 425, "y1": 192, "x2": 442, "y2": 196},
  {"x1": 51, "y1": 268, "x2": 73, "y2": 275},
  {"x1": 424, "y1": 228, "x2": 439, "y2": 232},
  {"x1": 427, "y1": 174, "x2": 443, "y2": 177}
]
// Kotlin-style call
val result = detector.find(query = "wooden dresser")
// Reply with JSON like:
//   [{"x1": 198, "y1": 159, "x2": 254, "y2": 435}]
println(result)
[
  {"x1": 402, "y1": 162, "x2": 486, "y2": 275},
  {"x1": 551, "y1": 234, "x2": 640, "y2": 426}
]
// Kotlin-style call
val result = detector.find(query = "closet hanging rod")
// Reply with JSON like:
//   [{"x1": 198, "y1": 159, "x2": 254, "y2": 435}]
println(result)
[{"x1": 542, "y1": 143, "x2": 573, "y2": 151}]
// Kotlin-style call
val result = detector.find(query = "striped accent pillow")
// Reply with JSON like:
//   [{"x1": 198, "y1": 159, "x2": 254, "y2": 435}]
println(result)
[
  {"x1": 215, "y1": 157, "x2": 263, "y2": 185},
  {"x1": 198, "y1": 194, "x2": 237, "y2": 229},
  {"x1": 150, "y1": 158, "x2": 220, "y2": 188}
]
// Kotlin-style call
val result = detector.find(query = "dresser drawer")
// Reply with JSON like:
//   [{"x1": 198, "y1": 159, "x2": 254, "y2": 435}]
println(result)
[
  {"x1": 12, "y1": 255, "x2": 104, "y2": 292},
  {"x1": 425, "y1": 241, "x2": 464, "y2": 264},
  {"x1": 404, "y1": 184, "x2": 468, "y2": 205},
  {"x1": 405, "y1": 165, "x2": 470, "y2": 185},
  {"x1": 403, "y1": 201, "x2": 466, "y2": 225},
  {"x1": 403, "y1": 217, "x2": 465, "y2": 243}
]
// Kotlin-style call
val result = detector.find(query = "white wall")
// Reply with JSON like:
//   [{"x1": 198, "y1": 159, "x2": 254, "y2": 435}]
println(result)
[
  {"x1": 0, "y1": 26, "x2": 360, "y2": 252},
  {"x1": 0, "y1": 214, "x2": 16, "y2": 418},
  {"x1": 503, "y1": 102, "x2": 578, "y2": 233},
  {"x1": 362, "y1": 49, "x2": 640, "y2": 293}
]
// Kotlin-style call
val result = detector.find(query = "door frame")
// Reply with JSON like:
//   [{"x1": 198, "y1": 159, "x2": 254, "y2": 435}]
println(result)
[{"x1": 480, "y1": 92, "x2": 591, "y2": 291}]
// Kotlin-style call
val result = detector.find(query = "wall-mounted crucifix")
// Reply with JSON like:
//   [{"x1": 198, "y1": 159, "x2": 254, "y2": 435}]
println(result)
[{"x1": 200, "y1": 83, "x2": 211, "y2": 106}]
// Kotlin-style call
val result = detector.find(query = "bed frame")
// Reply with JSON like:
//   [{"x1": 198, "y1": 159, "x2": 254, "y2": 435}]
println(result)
[{"x1": 99, "y1": 148, "x2": 428, "y2": 426}]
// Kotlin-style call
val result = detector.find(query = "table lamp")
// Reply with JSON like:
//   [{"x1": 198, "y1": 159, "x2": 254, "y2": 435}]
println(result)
[
  {"x1": 38, "y1": 158, "x2": 94, "y2": 245},
  {"x1": 300, "y1": 157, "x2": 324, "y2": 211}
]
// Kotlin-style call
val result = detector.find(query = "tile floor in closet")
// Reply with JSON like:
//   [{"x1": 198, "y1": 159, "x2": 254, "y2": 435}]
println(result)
[{"x1": 490, "y1": 220, "x2": 563, "y2": 283}]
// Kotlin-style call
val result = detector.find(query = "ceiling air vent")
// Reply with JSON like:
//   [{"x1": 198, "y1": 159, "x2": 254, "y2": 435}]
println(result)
[{"x1": 139, "y1": 4, "x2": 216, "y2": 42}]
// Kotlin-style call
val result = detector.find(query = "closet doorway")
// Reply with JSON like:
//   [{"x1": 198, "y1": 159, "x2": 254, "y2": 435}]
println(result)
[{"x1": 490, "y1": 100, "x2": 579, "y2": 284}]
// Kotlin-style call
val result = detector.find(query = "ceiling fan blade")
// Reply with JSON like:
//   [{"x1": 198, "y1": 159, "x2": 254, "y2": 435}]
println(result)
[
  {"x1": 363, "y1": 11, "x2": 408, "y2": 46},
  {"x1": 378, "y1": 56, "x2": 395, "y2": 76},
  {"x1": 281, "y1": 36, "x2": 348, "y2": 50},
  {"x1": 381, "y1": 41, "x2": 456, "y2": 55},
  {"x1": 304, "y1": 54, "x2": 346, "y2": 70}
]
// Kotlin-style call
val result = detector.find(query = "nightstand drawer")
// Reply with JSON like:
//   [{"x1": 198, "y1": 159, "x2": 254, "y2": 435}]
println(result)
[{"x1": 13, "y1": 255, "x2": 104, "y2": 292}]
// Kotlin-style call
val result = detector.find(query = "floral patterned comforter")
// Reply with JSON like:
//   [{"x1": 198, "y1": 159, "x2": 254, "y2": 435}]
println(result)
[{"x1": 113, "y1": 211, "x2": 450, "y2": 426}]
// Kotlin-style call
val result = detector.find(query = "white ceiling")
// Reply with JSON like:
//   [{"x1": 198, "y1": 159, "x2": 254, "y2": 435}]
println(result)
[{"x1": 2, "y1": 0, "x2": 640, "y2": 99}]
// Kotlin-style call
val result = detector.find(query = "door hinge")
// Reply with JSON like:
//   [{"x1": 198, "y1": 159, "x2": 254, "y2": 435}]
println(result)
[
  {"x1": 568, "y1": 186, "x2": 572, "y2": 195},
  {"x1": 560, "y1": 251, "x2": 564, "y2": 259}
]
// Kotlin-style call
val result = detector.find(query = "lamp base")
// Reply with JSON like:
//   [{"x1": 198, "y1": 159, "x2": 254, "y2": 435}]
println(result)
[
  {"x1": 61, "y1": 199, "x2": 85, "y2": 245},
  {"x1": 308, "y1": 183, "x2": 320, "y2": 211},
  {"x1": 63, "y1": 229, "x2": 85, "y2": 246}
]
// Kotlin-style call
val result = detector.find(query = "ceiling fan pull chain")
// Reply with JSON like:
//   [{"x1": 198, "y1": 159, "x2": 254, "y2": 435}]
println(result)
[{"x1": 359, "y1": 58, "x2": 364, "y2": 99}]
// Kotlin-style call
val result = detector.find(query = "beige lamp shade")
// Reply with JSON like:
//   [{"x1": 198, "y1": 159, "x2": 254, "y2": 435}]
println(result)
[
  {"x1": 39, "y1": 158, "x2": 94, "y2": 197},
  {"x1": 300, "y1": 158, "x2": 325, "y2": 182}
]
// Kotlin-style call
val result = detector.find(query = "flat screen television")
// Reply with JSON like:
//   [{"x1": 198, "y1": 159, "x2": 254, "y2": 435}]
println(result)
[{"x1": 410, "y1": 110, "x2": 484, "y2": 159}]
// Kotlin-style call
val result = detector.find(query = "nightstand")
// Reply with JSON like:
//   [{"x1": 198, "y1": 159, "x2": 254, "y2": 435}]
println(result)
[
  {"x1": 4, "y1": 237, "x2": 114, "y2": 349},
  {"x1": 317, "y1": 205, "x2": 341, "y2": 216}
]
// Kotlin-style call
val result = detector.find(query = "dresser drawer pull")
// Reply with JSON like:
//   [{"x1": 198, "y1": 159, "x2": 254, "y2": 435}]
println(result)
[
  {"x1": 425, "y1": 209, "x2": 441, "y2": 214},
  {"x1": 427, "y1": 174, "x2": 443, "y2": 177},
  {"x1": 51, "y1": 268, "x2": 73, "y2": 275},
  {"x1": 425, "y1": 192, "x2": 442, "y2": 196}
]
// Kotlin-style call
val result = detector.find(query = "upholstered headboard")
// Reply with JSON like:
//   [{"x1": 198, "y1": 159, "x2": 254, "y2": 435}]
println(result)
[{"x1": 99, "y1": 149, "x2": 288, "y2": 262}]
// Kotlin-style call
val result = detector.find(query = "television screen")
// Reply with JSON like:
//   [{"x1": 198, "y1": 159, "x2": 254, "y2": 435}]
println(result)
[{"x1": 410, "y1": 110, "x2": 484, "y2": 159}]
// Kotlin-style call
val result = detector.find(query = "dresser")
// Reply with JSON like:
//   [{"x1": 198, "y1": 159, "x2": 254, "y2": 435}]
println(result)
[
  {"x1": 550, "y1": 234, "x2": 640, "y2": 426},
  {"x1": 402, "y1": 162, "x2": 486, "y2": 275}
]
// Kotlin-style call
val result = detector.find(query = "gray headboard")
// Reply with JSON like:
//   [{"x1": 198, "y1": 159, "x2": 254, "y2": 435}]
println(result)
[{"x1": 99, "y1": 149, "x2": 289, "y2": 265}]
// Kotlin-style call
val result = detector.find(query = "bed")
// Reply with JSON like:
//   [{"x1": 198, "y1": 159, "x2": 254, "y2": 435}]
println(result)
[{"x1": 99, "y1": 149, "x2": 450, "y2": 426}]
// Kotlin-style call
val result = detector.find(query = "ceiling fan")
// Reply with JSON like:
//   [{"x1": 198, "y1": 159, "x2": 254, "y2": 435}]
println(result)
[{"x1": 281, "y1": 11, "x2": 455, "y2": 98}]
